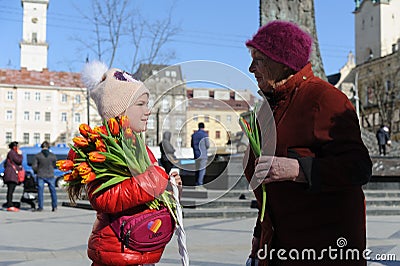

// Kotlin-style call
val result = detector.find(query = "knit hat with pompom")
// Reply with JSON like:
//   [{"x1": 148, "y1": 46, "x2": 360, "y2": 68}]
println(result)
[
  {"x1": 246, "y1": 20, "x2": 313, "y2": 71},
  {"x1": 81, "y1": 61, "x2": 149, "y2": 120}
]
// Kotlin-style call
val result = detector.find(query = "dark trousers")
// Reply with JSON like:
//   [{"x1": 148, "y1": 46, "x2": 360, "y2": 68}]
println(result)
[
  {"x1": 378, "y1": 144, "x2": 386, "y2": 155},
  {"x1": 6, "y1": 182, "x2": 17, "y2": 207}
]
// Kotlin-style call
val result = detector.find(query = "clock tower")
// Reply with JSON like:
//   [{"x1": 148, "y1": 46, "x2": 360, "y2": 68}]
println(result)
[{"x1": 20, "y1": 0, "x2": 49, "y2": 71}]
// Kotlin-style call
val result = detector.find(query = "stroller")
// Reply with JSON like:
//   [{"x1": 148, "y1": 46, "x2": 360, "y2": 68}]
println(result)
[{"x1": 20, "y1": 174, "x2": 37, "y2": 210}]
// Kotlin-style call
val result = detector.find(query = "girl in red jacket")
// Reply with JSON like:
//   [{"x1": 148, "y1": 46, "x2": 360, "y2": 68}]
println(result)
[{"x1": 67, "y1": 61, "x2": 182, "y2": 266}]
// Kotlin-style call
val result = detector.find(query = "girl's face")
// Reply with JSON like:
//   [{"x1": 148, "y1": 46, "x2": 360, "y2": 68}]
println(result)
[{"x1": 125, "y1": 94, "x2": 151, "y2": 132}]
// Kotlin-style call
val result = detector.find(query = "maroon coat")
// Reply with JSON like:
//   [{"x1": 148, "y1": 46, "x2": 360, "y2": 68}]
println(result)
[
  {"x1": 244, "y1": 63, "x2": 371, "y2": 266},
  {"x1": 3, "y1": 149, "x2": 23, "y2": 183}
]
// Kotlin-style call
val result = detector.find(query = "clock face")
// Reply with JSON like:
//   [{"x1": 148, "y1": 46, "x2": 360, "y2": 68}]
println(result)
[{"x1": 31, "y1": 17, "x2": 38, "y2": 23}]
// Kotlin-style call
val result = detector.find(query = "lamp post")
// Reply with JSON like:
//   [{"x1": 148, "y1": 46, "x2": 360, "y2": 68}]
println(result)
[{"x1": 87, "y1": 87, "x2": 90, "y2": 126}]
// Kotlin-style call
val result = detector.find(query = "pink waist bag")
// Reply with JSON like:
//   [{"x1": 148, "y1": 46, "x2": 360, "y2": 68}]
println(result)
[{"x1": 110, "y1": 207, "x2": 175, "y2": 252}]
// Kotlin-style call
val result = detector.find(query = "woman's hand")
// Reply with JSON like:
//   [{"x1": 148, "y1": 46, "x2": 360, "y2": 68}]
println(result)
[{"x1": 254, "y1": 155, "x2": 306, "y2": 184}]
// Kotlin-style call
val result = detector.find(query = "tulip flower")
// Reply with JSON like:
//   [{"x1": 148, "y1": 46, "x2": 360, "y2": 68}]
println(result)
[
  {"x1": 95, "y1": 139, "x2": 107, "y2": 152},
  {"x1": 88, "y1": 132, "x2": 100, "y2": 142},
  {"x1": 81, "y1": 172, "x2": 96, "y2": 184},
  {"x1": 93, "y1": 126, "x2": 108, "y2": 136},
  {"x1": 108, "y1": 117, "x2": 120, "y2": 136},
  {"x1": 124, "y1": 128, "x2": 133, "y2": 139},
  {"x1": 88, "y1": 151, "x2": 106, "y2": 163},
  {"x1": 63, "y1": 173, "x2": 77, "y2": 182},
  {"x1": 119, "y1": 115, "x2": 130, "y2": 129},
  {"x1": 73, "y1": 136, "x2": 89, "y2": 148},
  {"x1": 56, "y1": 160, "x2": 74, "y2": 171},
  {"x1": 79, "y1": 124, "x2": 92, "y2": 138},
  {"x1": 77, "y1": 162, "x2": 92, "y2": 176}
]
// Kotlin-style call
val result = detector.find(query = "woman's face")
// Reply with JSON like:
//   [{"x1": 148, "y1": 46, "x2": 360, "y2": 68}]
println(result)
[
  {"x1": 248, "y1": 49, "x2": 289, "y2": 93},
  {"x1": 124, "y1": 94, "x2": 150, "y2": 132}
]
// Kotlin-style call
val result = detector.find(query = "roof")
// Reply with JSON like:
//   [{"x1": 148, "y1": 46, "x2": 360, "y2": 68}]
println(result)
[
  {"x1": 0, "y1": 68, "x2": 84, "y2": 88},
  {"x1": 187, "y1": 98, "x2": 250, "y2": 111},
  {"x1": 327, "y1": 73, "x2": 341, "y2": 86}
]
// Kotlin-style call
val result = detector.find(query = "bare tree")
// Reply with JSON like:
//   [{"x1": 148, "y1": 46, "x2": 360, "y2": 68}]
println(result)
[
  {"x1": 74, "y1": 0, "x2": 179, "y2": 70},
  {"x1": 367, "y1": 69, "x2": 398, "y2": 131},
  {"x1": 259, "y1": 0, "x2": 326, "y2": 80},
  {"x1": 129, "y1": 5, "x2": 179, "y2": 73}
]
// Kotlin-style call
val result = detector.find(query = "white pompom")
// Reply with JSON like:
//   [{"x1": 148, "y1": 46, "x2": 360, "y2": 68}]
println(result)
[{"x1": 81, "y1": 61, "x2": 109, "y2": 91}]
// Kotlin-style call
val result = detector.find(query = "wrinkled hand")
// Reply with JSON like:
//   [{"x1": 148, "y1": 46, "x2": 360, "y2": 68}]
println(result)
[{"x1": 254, "y1": 155, "x2": 306, "y2": 184}]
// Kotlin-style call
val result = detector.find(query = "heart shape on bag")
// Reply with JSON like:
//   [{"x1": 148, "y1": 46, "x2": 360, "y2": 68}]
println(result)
[{"x1": 148, "y1": 219, "x2": 162, "y2": 233}]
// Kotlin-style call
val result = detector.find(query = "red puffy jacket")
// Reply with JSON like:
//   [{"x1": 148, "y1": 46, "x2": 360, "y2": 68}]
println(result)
[{"x1": 86, "y1": 147, "x2": 169, "y2": 265}]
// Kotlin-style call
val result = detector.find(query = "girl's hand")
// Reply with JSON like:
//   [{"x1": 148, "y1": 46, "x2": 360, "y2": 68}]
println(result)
[{"x1": 169, "y1": 171, "x2": 182, "y2": 198}]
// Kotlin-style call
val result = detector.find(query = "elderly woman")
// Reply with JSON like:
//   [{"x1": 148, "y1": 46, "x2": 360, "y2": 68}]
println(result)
[{"x1": 244, "y1": 20, "x2": 371, "y2": 266}]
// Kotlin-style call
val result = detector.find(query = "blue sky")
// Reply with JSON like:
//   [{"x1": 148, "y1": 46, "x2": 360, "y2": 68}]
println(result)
[{"x1": 0, "y1": 0, "x2": 355, "y2": 92}]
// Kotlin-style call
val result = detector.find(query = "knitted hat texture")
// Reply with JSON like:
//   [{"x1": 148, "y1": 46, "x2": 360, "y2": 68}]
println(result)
[
  {"x1": 81, "y1": 61, "x2": 149, "y2": 120},
  {"x1": 246, "y1": 20, "x2": 313, "y2": 71}
]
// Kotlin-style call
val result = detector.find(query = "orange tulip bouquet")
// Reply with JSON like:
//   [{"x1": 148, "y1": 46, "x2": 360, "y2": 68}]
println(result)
[
  {"x1": 56, "y1": 115, "x2": 178, "y2": 222},
  {"x1": 239, "y1": 105, "x2": 267, "y2": 222}
]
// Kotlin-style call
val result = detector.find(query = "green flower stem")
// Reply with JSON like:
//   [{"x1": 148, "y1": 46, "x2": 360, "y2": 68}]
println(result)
[{"x1": 260, "y1": 184, "x2": 266, "y2": 222}]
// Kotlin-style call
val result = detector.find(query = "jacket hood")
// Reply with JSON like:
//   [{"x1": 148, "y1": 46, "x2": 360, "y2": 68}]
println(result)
[{"x1": 162, "y1": 131, "x2": 171, "y2": 141}]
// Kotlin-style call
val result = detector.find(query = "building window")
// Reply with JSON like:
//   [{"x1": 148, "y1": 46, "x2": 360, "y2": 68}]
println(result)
[
  {"x1": 193, "y1": 114, "x2": 198, "y2": 121},
  {"x1": 45, "y1": 112, "x2": 51, "y2": 122},
  {"x1": 44, "y1": 133, "x2": 50, "y2": 142},
  {"x1": 163, "y1": 117, "x2": 170, "y2": 129},
  {"x1": 205, "y1": 115, "x2": 210, "y2": 122},
  {"x1": 6, "y1": 110, "x2": 12, "y2": 120},
  {"x1": 161, "y1": 98, "x2": 170, "y2": 112},
  {"x1": 165, "y1": 71, "x2": 170, "y2": 77},
  {"x1": 34, "y1": 112, "x2": 40, "y2": 121},
  {"x1": 61, "y1": 112, "x2": 67, "y2": 122},
  {"x1": 61, "y1": 94, "x2": 67, "y2": 103},
  {"x1": 216, "y1": 131, "x2": 221, "y2": 139},
  {"x1": 60, "y1": 133, "x2": 66, "y2": 143},
  {"x1": 216, "y1": 115, "x2": 221, "y2": 121},
  {"x1": 45, "y1": 93, "x2": 51, "y2": 101},
  {"x1": 33, "y1": 133, "x2": 40, "y2": 144},
  {"x1": 24, "y1": 111, "x2": 30, "y2": 120},
  {"x1": 32, "y1": 32, "x2": 38, "y2": 43},
  {"x1": 5, "y1": 132, "x2": 12, "y2": 144},
  {"x1": 75, "y1": 95, "x2": 81, "y2": 104},
  {"x1": 35, "y1": 92, "x2": 41, "y2": 101},
  {"x1": 147, "y1": 116, "x2": 155, "y2": 129},
  {"x1": 7, "y1": 91, "x2": 13, "y2": 101},
  {"x1": 23, "y1": 133, "x2": 29, "y2": 144},
  {"x1": 24, "y1": 92, "x2": 30, "y2": 100},
  {"x1": 175, "y1": 99, "x2": 183, "y2": 111},
  {"x1": 171, "y1": 71, "x2": 177, "y2": 77},
  {"x1": 176, "y1": 118, "x2": 183, "y2": 130},
  {"x1": 74, "y1": 113, "x2": 81, "y2": 123},
  {"x1": 226, "y1": 115, "x2": 232, "y2": 123}
]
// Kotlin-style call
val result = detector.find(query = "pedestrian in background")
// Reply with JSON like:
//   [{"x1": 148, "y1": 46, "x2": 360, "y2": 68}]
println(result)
[
  {"x1": 376, "y1": 124, "x2": 390, "y2": 156},
  {"x1": 191, "y1": 122, "x2": 209, "y2": 187},
  {"x1": 159, "y1": 131, "x2": 177, "y2": 174},
  {"x1": 244, "y1": 20, "x2": 371, "y2": 266},
  {"x1": 3, "y1": 141, "x2": 23, "y2": 212},
  {"x1": 32, "y1": 141, "x2": 57, "y2": 212}
]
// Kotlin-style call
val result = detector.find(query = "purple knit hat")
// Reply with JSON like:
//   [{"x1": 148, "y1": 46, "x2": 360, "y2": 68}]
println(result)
[{"x1": 246, "y1": 20, "x2": 313, "y2": 71}]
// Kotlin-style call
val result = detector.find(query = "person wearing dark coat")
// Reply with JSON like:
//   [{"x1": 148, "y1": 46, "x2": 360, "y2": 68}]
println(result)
[
  {"x1": 244, "y1": 21, "x2": 372, "y2": 266},
  {"x1": 3, "y1": 141, "x2": 23, "y2": 211},
  {"x1": 32, "y1": 141, "x2": 57, "y2": 212},
  {"x1": 159, "y1": 131, "x2": 177, "y2": 174},
  {"x1": 376, "y1": 125, "x2": 390, "y2": 155}
]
